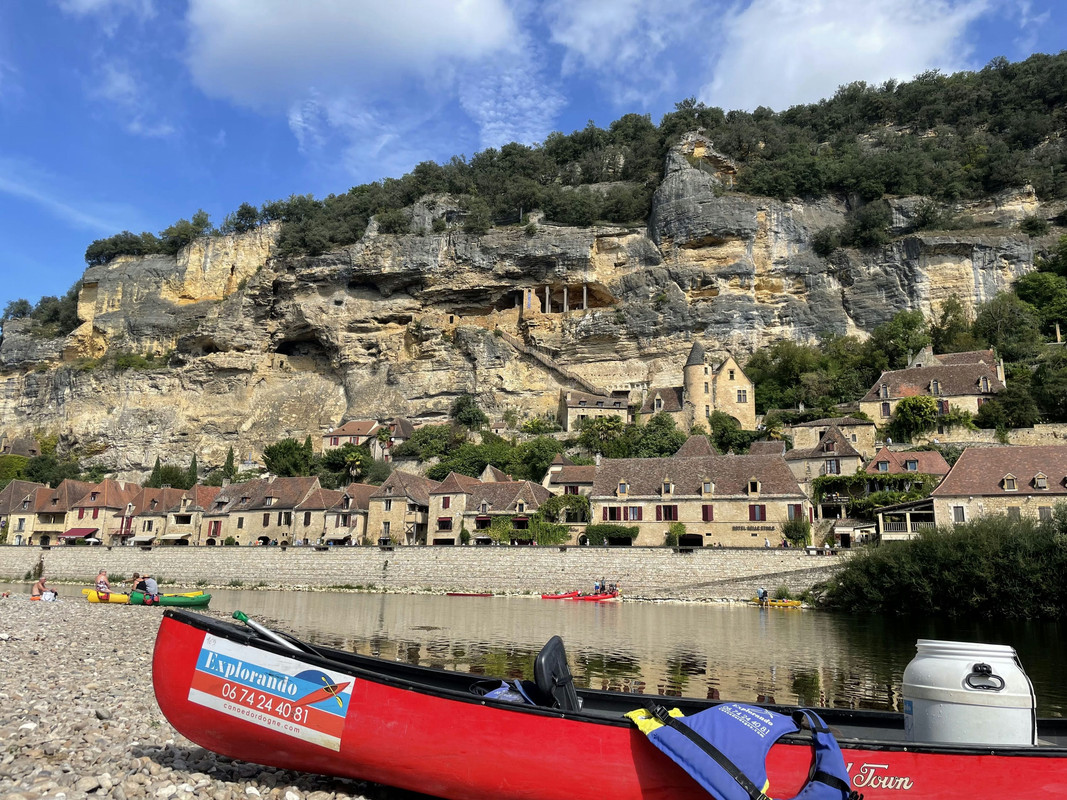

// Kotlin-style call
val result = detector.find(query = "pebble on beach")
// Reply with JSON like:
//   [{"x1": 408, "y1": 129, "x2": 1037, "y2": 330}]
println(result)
[{"x1": 0, "y1": 592, "x2": 434, "y2": 800}]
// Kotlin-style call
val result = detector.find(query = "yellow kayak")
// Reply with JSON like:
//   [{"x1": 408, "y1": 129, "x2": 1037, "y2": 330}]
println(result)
[
  {"x1": 750, "y1": 597, "x2": 802, "y2": 608},
  {"x1": 84, "y1": 588, "x2": 205, "y2": 604}
]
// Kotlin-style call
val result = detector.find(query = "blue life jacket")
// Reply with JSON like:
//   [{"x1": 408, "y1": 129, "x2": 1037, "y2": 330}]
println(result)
[{"x1": 627, "y1": 702, "x2": 856, "y2": 800}]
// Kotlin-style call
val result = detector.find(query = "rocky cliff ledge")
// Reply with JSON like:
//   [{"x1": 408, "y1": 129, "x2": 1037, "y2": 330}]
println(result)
[{"x1": 0, "y1": 141, "x2": 1052, "y2": 478}]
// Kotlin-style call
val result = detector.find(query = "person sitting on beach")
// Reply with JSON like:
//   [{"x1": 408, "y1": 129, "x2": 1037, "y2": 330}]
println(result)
[
  {"x1": 131, "y1": 573, "x2": 147, "y2": 593},
  {"x1": 31, "y1": 576, "x2": 52, "y2": 600},
  {"x1": 95, "y1": 569, "x2": 110, "y2": 593},
  {"x1": 142, "y1": 574, "x2": 160, "y2": 604}
]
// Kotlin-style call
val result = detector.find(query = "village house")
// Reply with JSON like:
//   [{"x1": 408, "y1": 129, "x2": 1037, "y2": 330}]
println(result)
[
  {"x1": 875, "y1": 445, "x2": 1067, "y2": 540},
  {"x1": 557, "y1": 389, "x2": 630, "y2": 432},
  {"x1": 128, "y1": 487, "x2": 187, "y2": 546},
  {"x1": 203, "y1": 476, "x2": 322, "y2": 546},
  {"x1": 26, "y1": 479, "x2": 96, "y2": 546},
  {"x1": 639, "y1": 343, "x2": 756, "y2": 432},
  {"x1": 859, "y1": 348, "x2": 1005, "y2": 422},
  {"x1": 785, "y1": 417, "x2": 878, "y2": 460},
  {"x1": 865, "y1": 447, "x2": 951, "y2": 478},
  {"x1": 322, "y1": 483, "x2": 377, "y2": 545},
  {"x1": 589, "y1": 436, "x2": 810, "y2": 547},
  {"x1": 67, "y1": 479, "x2": 141, "y2": 545},
  {"x1": 292, "y1": 485, "x2": 345, "y2": 545},
  {"x1": 366, "y1": 471, "x2": 440, "y2": 545},
  {"x1": 784, "y1": 426, "x2": 866, "y2": 505},
  {"x1": 428, "y1": 472, "x2": 554, "y2": 545},
  {"x1": 322, "y1": 420, "x2": 387, "y2": 460},
  {"x1": 542, "y1": 454, "x2": 596, "y2": 496},
  {"x1": 0, "y1": 479, "x2": 47, "y2": 545},
  {"x1": 167, "y1": 485, "x2": 224, "y2": 545}
]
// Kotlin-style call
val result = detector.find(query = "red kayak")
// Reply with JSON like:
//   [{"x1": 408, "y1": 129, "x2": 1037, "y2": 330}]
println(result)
[
  {"x1": 541, "y1": 591, "x2": 580, "y2": 599},
  {"x1": 569, "y1": 590, "x2": 620, "y2": 601},
  {"x1": 153, "y1": 610, "x2": 1067, "y2": 800}
]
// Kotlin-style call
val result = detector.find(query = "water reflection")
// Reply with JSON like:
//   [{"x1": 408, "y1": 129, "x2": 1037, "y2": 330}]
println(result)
[{"x1": 203, "y1": 589, "x2": 1066, "y2": 716}]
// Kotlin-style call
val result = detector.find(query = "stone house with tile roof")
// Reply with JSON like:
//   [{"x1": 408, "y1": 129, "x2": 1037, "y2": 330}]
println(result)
[
  {"x1": 128, "y1": 487, "x2": 188, "y2": 546},
  {"x1": 166, "y1": 485, "x2": 224, "y2": 545},
  {"x1": 785, "y1": 426, "x2": 865, "y2": 492},
  {"x1": 429, "y1": 472, "x2": 554, "y2": 545},
  {"x1": 367, "y1": 470, "x2": 441, "y2": 545},
  {"x1": 590, "y1": 444, "x2": 810, "y2": 547},
  {"x1": 859, "y1": 349, "x2": 1005, "y2": 423},
  {"x1": 929, "y1": 445, "x2": 1067, "y2": 527},
  {"x1": 786, "y1": 417, "x2": 877, "y2": 460},
  {"x1": 293, "y1": 486, "x2": 344, "y2": 545},
  {"x1": 865, "y1": 447, "x2": 950, "y2": 478},
  {"x1": 558, "y1": 389, "x2": 630, "y2": 432},
  {"x1": 26, "y1": 479, "x2": 96, "y2": 545},
  {"x1": 202, "y1": 476, "x2": 322, "y2": 546},
  {"x1": 322, "y1": 420, "x2": 387, "y2": 460},
  {"x1": 68, "y1": 479, "x2": 141, "y2": 545},
  {"x1": 542, "y1": 454, "x2": 596, "y2": 496},
  {"x1": 322, "y1": 483, "x2": 377, "y2": 545},
  {"x1": 638, "y1": 343, "x2": 756, "y2": 432},
  {"x1": 0, "y1": 479, "x2": 48, "y2": 545}
]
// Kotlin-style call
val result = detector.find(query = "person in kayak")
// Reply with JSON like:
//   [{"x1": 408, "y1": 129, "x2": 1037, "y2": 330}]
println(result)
[
  {"x1": 95, "y1": 569, "x2": 110, "y2": 593},
  {"x1": 142, "y1": 574, "x2": 160, "y2": 604}
]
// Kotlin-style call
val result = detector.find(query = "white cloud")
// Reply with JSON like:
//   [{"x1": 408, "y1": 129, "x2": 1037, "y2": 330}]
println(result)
[
  {"x1": 542, "y1": 0, "x2": 708, "y2": 107},
  {"x1": 702, "y1": 0, "x2": 993, "y2": 111},
  {"x1": 0, "y1": 156, "x2": 136, "y2": 232},
  {"x1": 184, "y1": 0, "x2": 518, "y2": 111},
  {"x1": 87, "y1": 60, "x2": 175, "y2": 138},
  {"x1": 56, "y1": 0, "x2": 155, "y2": 35}
]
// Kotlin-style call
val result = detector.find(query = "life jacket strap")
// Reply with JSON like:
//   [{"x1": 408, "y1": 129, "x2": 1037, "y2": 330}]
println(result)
[{"x1": 648, "y1": 704, "x2": 770, "y2": 800}]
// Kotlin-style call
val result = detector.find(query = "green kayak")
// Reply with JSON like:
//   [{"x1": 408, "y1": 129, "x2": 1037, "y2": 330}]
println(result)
[{"x1": 129, "y1": 590, "x2": 211, "y2": 608}]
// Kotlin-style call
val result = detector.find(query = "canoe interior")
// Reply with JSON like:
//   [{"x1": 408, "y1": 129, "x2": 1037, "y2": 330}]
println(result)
[{"x1": 162, "y1": 610, "x2": 1067, "y2": 752}]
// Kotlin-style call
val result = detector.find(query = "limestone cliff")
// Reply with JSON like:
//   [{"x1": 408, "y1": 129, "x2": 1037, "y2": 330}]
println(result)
[{"x1": 0, "y1": 138, "x2": 1055, "y2": 479}]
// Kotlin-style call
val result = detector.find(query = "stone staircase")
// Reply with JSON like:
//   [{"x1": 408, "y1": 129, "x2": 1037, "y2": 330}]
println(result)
[{"x1": 497, "y1": 330, "x2": 606, "y2": 396}]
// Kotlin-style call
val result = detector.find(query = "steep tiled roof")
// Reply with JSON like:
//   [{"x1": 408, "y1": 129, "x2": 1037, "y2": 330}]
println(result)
[
  {"x1": 561, "y1": 389, "x2": 627, "y2": 409},
  {"x1": 865, "y1": 447, "x2": 951, "y2": 476},
  {"x1": 684, "y1": 342, "x2": 706, "y2": 368},
  {"x1": 181, "y1": 484, "x2": 222, "y2": 512},
  {"x1": 910, "y1": 347, "x2": 996, "y2": 368},
  {"x1": 480, "y1": 464, "x2": 512, "y2": 482},
  {"x1": 132, "y1": 487, "x2": 187, "y2": 517},
  {"x1": 640, "y1": 387, "x2": 684, "y2": 414},
  {"x1": 210, "y1": 476, "x2": 320, "y2": 512},
  {"x1": 338, "y1": 483, "x2": 377, "y2": 511},
  {"x1": 784, "y1": 426, "x2": 861, "y2": 461},
  {"x1": 862, "y1": 364, "x2": 1003, "y2": 402},
  {"x1": 748, "y1": 441, "x2": 787, "y2": 456},
  {"x1": 0, "y1": 480, "x2": 48, "y2": 515},
  {"x1": 547, "y1": 466, "x2": 597, "y2": 485},
  {"x1": 931, "y1": 446, "x2": 1067, "y2": 498},
  {"x1": 73, "y1": 479, "x2": 141, "y2": 511},
  {"x1": 789, "y1": 416, "x2": 874, "y2": 428},
  {"x1": 468, "y1": 481, "x2": 552, "y2": 513},
  {"x1": 432, "y1": 472, "x2": 483, "y2": 495},
  {"x1": 296, "y1": 487, "x2": 344, "y2": 511},
  {"x1": 675, "y1": 435, "x2": 715, "y2": 457},
  {"x1": 371, "y1": 471, "x2": 440, "y2": 506},
  {"x1": 592, "y1": 454, "x2": 804, "y2": 498},
  {"x1": 550, "y1": 453, "x2": 575, "y2": 466},
  {"x1": 390, "y1": 417, "x2": 415, "y2": 439},
  {"x1": 36, "y1": 479, "x2": 96, "y2": 512},
  {"x1": 329, "y1": 420, "x2": 379, "y2": 437}
]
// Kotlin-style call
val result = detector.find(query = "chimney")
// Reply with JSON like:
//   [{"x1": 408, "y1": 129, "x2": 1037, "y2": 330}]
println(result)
[{"x1": 595, "y1": 453, "x2": 601, "y2": 466}]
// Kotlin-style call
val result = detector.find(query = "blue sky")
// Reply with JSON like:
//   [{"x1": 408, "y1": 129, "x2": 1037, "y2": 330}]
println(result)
[{"x1": 1, "y1": 0, "x2": 1065, "y2": 315}]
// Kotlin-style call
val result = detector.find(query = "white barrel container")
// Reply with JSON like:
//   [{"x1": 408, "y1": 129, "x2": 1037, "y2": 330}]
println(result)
[{"x1": 902, "y1": 639, "x2": 1036, "y2": 746}]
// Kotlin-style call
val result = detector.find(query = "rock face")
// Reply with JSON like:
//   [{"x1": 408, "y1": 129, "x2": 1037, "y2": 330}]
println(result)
[{"x1": 0, "y1": 140, "x2": 1053, "y2": 479}]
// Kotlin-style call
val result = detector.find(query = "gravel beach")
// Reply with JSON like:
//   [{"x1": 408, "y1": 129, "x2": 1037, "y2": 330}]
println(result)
[{"x1": 0, "y1": 594, "x2": 431, "y2": 800}]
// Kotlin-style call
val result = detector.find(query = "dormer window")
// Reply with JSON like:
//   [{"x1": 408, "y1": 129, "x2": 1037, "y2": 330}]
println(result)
[
  {"x1": 385, "y1": 486, "x2": 393, "y2": 495},
  {"x1": 905, "y1": 460, "x2": 918, "y2": 471},
  {"x1": 880, "y1": 384, "x2": 889, "y2": 399},
  {"x1": 654, "y1": 397, "x2": 663, "y2": 411},
  {"x1": 702, "y1": 481, "x2": 713, "y2": 494},
  {"x1": 1035, "y1": 474, "x2": 1048, "y2": 490},
  {"x1": 579, "y1": 400, "x2": 587, "y2": 406},
  {"x1": 90, "y1": 492, "x2": 99, "y2": 501},
  {"x1": 931, "y1": 380, "x2": 940, "y2": 395},
  {"x1": 517, "y1": 502, "x2": 525, "y2": 513},
  {"x1": 877, "y1": 461, "x2": 889, "y2": 472},
  {"x1": 748, "y1": 479, "x2": 760, "y2": 494},
  {"x1": 618, "y1": 481, "x2": 628, "y2": 495},
  {"x1": 824, "y1": 441, "x2": 836, "y2": 453},
  {"x1": 662, "y1": 480, "x2": 673, "y2": 495},
  {"x1": 981, "y1": 377, "x2": 990, "y2": 392},
  {"x1": 480, "y1": 502, "x2": 489, "y2": 513},
  {"x1": 265, "y1": 496, "x2": 275, "y2": 506},
  {"x1": 1003, "y1": 475, "x2": 1017, "y2": 491}
]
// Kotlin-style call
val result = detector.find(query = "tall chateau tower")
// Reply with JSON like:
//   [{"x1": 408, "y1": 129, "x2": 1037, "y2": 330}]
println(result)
[{"x1": 682, "y1": 342, "x2": 757, "y2": 432}]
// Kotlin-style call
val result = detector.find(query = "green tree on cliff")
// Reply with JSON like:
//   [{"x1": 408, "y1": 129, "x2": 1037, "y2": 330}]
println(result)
[{"x1": 222, "y1": 447, "x2": 237, "y2": 482}]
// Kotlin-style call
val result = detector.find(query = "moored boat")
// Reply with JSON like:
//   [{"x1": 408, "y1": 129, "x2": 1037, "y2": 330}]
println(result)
[
  {"x1": 84, "y1": 588, "x2": 206, "y2": 604},
  {"x1": 750, "y1": 597, "x2": 803, "y2": 608},
  {"x1": 130, "y1": 590, "x2": 211, "y2": 608},
  {"x1": 569, "y1": 590, "x2": 620, "y2": 601},
  {"x1": 541, "y1": 590, "x2": 580, "y2": 599},
  {"x1": 153, "y1": 610, "x2": 1067, "y2": 799}
]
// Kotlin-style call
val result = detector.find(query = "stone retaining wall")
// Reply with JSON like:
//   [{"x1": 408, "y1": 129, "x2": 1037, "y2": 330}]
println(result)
[{"x1": 0, "y1": 545, "x2": 849, "y2": 601}]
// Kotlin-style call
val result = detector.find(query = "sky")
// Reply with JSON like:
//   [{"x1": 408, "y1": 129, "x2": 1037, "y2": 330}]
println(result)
[{"x1": 1, "y1": 0, "x2": 1065, "y2": 315}]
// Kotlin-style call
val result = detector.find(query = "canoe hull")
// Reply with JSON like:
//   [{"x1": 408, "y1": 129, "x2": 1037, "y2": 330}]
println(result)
[
  {"x1": 153, "y1": 611, "x2": 1067, "y2": 800},
  {"x1": 131, "y1": 590, "x2": 211, "y2": 608},
  {"x1": 569, "y1": 591, "x2": 620, "y2": 601},
  {"x1": 541, "y1": 591, "x2": 580, "y2": 599},
  {"x1": 85, "y1": 590, "x2": 129, "y2": 604}
]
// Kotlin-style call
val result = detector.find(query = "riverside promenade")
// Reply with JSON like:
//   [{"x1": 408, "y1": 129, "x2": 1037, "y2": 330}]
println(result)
[{"x1": 0, "y1": 544, "x2": 846, "y2": 600}]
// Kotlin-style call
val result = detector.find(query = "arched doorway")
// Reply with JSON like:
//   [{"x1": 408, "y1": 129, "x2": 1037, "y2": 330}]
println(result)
[
  {"x1": 205, "y1": 538, "x2": 217, "y2": 546},
  {"x1": 257, "y1": 535, "x2": 271, "y2": 546},
  {"x1": 39, "y1": 535, "x2": 50, "y2": 547}
]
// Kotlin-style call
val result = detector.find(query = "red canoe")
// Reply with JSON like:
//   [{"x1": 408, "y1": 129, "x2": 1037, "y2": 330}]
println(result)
[
  {"x1": 153, "y1": 610, "x2": 1067, "y2": 800},
  {"x1": 541, "y1": 590, "x2": 580, "y2": 599},
  {"x1": 569, "y1": 590, "x2": 620, "y2": 601}
]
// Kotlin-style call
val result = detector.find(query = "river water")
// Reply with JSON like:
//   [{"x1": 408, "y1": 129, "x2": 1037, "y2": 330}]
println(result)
[{"x1": 200, "y1": 589, "x2": 1066, "y2": 717}]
